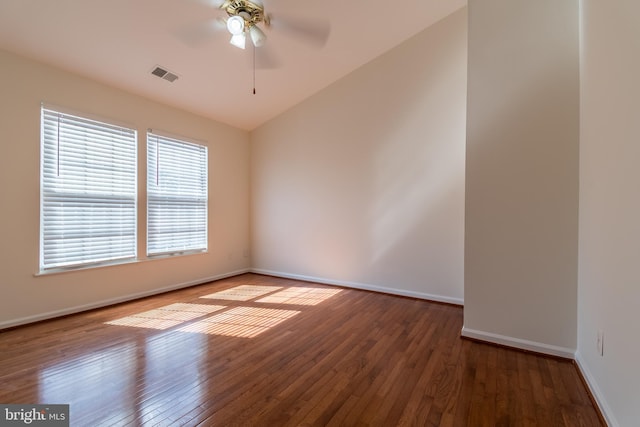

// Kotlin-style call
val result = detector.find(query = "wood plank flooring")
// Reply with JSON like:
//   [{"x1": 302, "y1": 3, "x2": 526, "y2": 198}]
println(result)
[{"x1": 0, "y1": 274, "x2": 603, "y2": 426}]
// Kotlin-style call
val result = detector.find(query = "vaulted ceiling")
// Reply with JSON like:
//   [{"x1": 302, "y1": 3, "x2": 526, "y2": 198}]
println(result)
[{"x1": 0, "y1": 0, "x2": 466, "y2": 130}]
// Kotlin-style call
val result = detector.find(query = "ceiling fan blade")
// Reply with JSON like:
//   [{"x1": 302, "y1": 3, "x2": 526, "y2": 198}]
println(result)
[
  {"x1": 246, "y1": 44, "x2": 281, "y2": 69},
  {"x1": 269, "y1": 14, "x2": 331, "y2": 48},
  {"x1": 173, "y1": 18, "x2": 226, "y2": 47}
]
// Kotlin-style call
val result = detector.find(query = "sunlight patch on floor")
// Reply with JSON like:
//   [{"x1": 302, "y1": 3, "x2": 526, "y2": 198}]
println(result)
[
  {"x1": 177, "y1": 307, "x2": 300, "y2": 338},
  {"x1": 105, "y1": 285, "x2": 342, "y2": 336},
  {"x1": 105, "y1": 303, "x2": 226, "y2": 330},
  {"x1": 200, "y1": 285, "x2": 283, "y2": 301},
  {"x1": 256, "y1": 287, "x2": 342, "y2": 306}
]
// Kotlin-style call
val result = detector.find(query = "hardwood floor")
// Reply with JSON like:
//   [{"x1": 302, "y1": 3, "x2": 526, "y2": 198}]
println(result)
[{"x1": 0, "y1": 274, "x2": 603, "y2": 426}]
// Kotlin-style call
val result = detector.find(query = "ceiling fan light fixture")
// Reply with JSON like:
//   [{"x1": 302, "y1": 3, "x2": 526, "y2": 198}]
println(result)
[
  {"x1": 226, "y1": 15, "x2": 245, "y2": 35},
  {"x1": 249, "y1": 25, "x2": 266, "y2": 47},
  {"x1": 229, "y1": 33, "x2": 246, "y2": 49}
]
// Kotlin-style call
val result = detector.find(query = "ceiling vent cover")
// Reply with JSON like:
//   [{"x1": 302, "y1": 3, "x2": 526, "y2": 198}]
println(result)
[{"x1": 150, "y1": 65, "x2": 179, "y2": 83}]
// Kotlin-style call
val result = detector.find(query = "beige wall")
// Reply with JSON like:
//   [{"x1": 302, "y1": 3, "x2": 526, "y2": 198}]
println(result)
[
  {"x1": 250, "y1": 8, "x2": 467, "y2": 303},
  {"x1": 463, "y1": 0, "x2": 580, "y2": 355},
  {"x1": 578, "y1": 1, "x2": 640, "y2": 425},
  {"x1": 2, "y1": 2, "x2": 636, "y2": 423},
  {"x1": 0, "y1": 49, "x2": 251, "y2": 328}
]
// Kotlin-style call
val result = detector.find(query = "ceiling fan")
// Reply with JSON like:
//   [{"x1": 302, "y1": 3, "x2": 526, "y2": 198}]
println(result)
[
  {"x1": 220, "y1": 0, "x2": 269, "y2": 49},
  {"x1": 178, "y1": 0, "x2": 330, "y2": 93},
  {"x1": 189, "y1": 0, "x2": 330, "y2": 52}
]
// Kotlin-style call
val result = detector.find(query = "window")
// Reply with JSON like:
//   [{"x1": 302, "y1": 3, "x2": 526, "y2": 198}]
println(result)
[
  {"x1": 147, "y1": 132, "x2": 208, "y2": 256},
  {"x1": 40, "y1": 107, "x2": 137, "y2": 271}
]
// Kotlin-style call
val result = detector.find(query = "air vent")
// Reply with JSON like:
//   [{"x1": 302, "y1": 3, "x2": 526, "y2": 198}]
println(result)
[
  {"x1": 163, "y1": 72, "x2": 179, "y2": 83},
  {"x1": 150, "y1": 65, "x2": 179, "y2": 83},
  {"x1": 151, "y1": 66, "x2": 167, "y2": 78}
]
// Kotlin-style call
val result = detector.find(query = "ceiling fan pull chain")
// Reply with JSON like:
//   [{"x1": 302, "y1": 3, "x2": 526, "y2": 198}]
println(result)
[{"x1": 253, "y1": 43, "x2": 256, "y2": 95}]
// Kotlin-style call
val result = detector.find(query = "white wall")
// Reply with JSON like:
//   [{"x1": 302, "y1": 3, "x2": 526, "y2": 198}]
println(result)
[
  {"x1": 250, "y1": 8, "x2": 467, "y2": 304},
  {"x1": 578, "y1": 1, "x2": 640, "y2": 425},
  {"x1": 463, "y1": 0, "x2": 580, "y2": 356},
  {"x1": 0, "y1": 49, "x2": 251, "y2": 328}
]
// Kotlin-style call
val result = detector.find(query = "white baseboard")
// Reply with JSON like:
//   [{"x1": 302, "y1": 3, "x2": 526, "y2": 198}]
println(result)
[
  {"x1": 0, "y1": 268, "x2": 250, "y2": 330},
  {"x1": 250, "y1": 268, "x2": 464, "y2": 306},
  {"x1": 574, "y1": 352, "x2": 617, "y2": 427},
  {"x1": 460, "y1": 327, "x2": 576, "y2": 359}
]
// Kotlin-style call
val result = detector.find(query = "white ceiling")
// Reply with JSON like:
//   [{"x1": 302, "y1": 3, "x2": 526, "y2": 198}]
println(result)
[{"x1": 0, "y1": 0, "x2": 466, "y2": 130}]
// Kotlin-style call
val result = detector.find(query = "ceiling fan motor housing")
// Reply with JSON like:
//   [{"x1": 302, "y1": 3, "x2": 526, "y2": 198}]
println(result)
[{"x1": 225, "y1": 0, "x2": 267, "y2": 27}]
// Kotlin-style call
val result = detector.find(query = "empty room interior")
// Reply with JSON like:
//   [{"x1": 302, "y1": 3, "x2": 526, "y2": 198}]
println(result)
[{"x1": 0, "y1": 0, "x2": 637, "y2": 426}]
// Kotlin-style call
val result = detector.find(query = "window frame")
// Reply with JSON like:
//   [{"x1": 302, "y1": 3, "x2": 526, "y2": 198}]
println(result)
[
  {"x1": 146, "y1": 130, "x2": 209, "y2": 258},
  {"x1": 39, "y1": 104, "x2": 138, "y2": 273}
]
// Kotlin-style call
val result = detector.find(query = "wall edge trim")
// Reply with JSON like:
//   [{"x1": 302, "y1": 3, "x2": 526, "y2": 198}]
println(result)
[
  {"x1": 574, "y1": 352, "x2": 618, "y2": 427},
  {"x1": 250, "y1": 268, "x2": 464, "y2": 306},
  {"x1": 0, "y1": 268, "x2": 251, "y2": 330},
  {"x1": 460, "y1": 326, "x2": 576, "y2": 359}
]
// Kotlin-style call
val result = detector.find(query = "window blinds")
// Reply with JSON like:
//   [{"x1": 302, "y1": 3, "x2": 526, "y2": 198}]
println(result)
[
  {"x1": 147, "y1": 132, "x2": 208, "y2": 256},
  {"x1": 40, "y1": 108, "x2": 137, "y2": 270}
]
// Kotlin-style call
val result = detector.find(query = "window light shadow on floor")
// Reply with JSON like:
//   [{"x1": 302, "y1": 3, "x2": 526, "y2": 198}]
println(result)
[
  {"x1": 105, "y1": 284, "x2": 342, "y2": 338},
  {"x1": 200, "y1": 285, "x2": 283, "y2": 301},
  {"x1": 177, "y1": 306, "x2": 300, "y2": 338},
  {"x1": 105, "y1": 303, "x2": 226, "y2": 330},
  {"x1": 255, "y1": 287, "x2": 342, "y2": 306}
]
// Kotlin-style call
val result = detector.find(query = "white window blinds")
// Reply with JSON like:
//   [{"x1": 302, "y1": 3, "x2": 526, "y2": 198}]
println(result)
[
  {"x1": 40, "y1": 107, "x2": 137, "y2": 270},
  {"x1": 147, "y1": 132, "x2": 208, "y2": 256}
]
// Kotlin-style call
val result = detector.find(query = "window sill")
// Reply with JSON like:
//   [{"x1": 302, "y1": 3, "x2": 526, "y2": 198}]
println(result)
[{"x1": 35, "y1": 250, "x2": 208, "y2": 277}]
